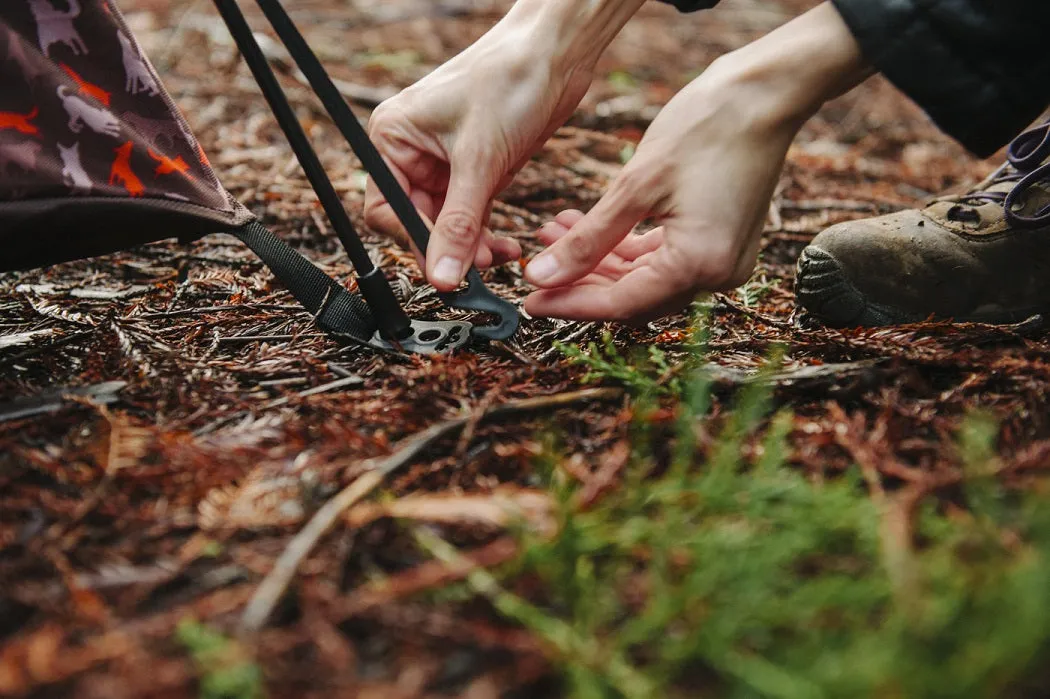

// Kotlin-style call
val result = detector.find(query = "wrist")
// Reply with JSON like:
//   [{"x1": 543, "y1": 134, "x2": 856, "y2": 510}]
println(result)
[
  {"x1": 500, "y1": 0, "x2": 647, "y2": 71},
  {"x1": 706, "y1": 2, "x2": 872, "y2": 130}
]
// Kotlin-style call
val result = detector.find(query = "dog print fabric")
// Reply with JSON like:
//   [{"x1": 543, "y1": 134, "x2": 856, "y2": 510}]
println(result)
[{"x1": 0, "y1": 0, "x2": 231, "y2": 213}]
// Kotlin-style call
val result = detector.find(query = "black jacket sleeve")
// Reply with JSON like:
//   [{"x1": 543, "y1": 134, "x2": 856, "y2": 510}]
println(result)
[
  {"x1": 655, "y1": 0, "x2": 719, "y2": 11},
  {"x1": 656, "y1": 0, "x2": 1048, "y2": 156},
  {"x1": 831, "y1": 0, "x2": 1050, "y2": 157}
]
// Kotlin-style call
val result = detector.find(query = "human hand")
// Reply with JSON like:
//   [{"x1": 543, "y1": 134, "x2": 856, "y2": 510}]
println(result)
[
  {"x1": 523, "y1": 72, "x2": 794, "y2": 322},
  {"x1": 363, "y1": 0, "x2": 646, "y2": 290},
  {"x1": 524, "y1": 2, "x2": 871, "y2": 322}
]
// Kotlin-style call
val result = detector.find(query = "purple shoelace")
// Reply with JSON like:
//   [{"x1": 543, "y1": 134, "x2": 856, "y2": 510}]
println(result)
[
  {"x1": 947, "y1": 120, "x2": 1050, "y2": 227},
  {"x1": 954, "y1": 120, "x2": 1050, "y2": 227},
  {"x1": 1002, "y1": 120, "x2": 1050, "y2": 227}
]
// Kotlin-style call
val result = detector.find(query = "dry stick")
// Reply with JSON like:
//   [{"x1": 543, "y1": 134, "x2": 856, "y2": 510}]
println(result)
[
  {"x1": 195, "y1": 374, "x2": 366, "y2": 435},
  {"x1": 217, "y1": 333, "x2": 326, "y2": 344},
  {"x1": 135, "y1": 304, "x2": 304, "y2": 320},
  {"x1": 0, "y1": 330, "x2": 95, "y2": 371},
  {"x1": 238, "y1": 386, "x2": 623, "y2": 634},
  {"x1": 415, "y1": 528, "x2": 656, "y2": 699},
  {"x1": 536, "y1": 323, "x2": 596, "y2": 363},
  {"x1": 714, "y1": 292, "x2": 793, "y2": 329},
  {"x1": 828, "y1": 405, "x2": 924, "y2": 607}
]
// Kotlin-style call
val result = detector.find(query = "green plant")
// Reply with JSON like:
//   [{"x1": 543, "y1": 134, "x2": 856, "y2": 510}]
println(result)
[
  {"x1": 738, "y1": 269, "x2": 776, "y2": 309},
  {"x1": 437, "y1": 336, "x2": 1050, "y2": 698},
  {"x1": 176, "y1": 619, "x2": 264, "y2": 699},
  {"x1": 557, "y1": 330, "x2": 682, "y2": 397},
  {"x1": 607, "y1": 70, "x2": 639, "y2": 93}
]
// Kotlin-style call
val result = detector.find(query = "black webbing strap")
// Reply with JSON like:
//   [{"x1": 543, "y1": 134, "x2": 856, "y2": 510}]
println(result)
[
  {"x1": 231, "y1": 221, "x2": 379, "y2": 343},
  {"x1": 214, "y1": 0, "x2": 413, "y2": 342}
]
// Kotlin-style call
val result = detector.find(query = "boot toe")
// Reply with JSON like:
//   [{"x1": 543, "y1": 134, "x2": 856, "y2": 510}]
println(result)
[
  {"x1": 794, "y1": 214, "x2": 930, "y2": 327},
  {"x1": 794, "y1": 245, "x2": 865, "y2": 326},
  {"x1": 795, "y1": 244, "x2": 912, "y2": 327}
]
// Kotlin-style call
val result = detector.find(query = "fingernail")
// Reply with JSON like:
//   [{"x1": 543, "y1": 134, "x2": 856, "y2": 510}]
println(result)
[
  {"x1": 526, "y1": 253, "x2": 560, "y2": 284},
  {"x1": 433, "y1": 256, "x2": 462, "y2": 286}
]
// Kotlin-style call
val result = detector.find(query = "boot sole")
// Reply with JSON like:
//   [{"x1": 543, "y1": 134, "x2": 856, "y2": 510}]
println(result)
[{"x1": 794, "y1": 246, "x2": 1045, "y2": 327}]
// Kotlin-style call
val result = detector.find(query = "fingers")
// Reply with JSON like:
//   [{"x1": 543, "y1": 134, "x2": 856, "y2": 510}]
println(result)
[
  {"x1": 610, "y1": 227, "x2": 665, "y2": 261},
  {"x1": 524, "y1": 174, "x2": 654, "y2": 288},
  {"x1": 483, "y1": 231, "x2": 522, "y2": 268},
  {"x1": 526, "y1": 218, "x2": 756, "y2": 322},
  {"x1": 364, "y1": 181, "x2": 438, "y2": 266},
  {"x1": 364, "y1": 160, "x2": 519, "y2": 273},
  {"x1": 536, "y1": 215, "x2": 664, "y2": 263},
  {"x1": 553, "y1": 209, "x2": 585, "y2": 229},
  {"x1": 364, "y1": 193, "x2": 410, "y2": 251},
  {"x1": 535, "y1": 212, "x2": 665, "y2": 283},
  {"x1": 524, "y1": 261, "x2": 697, "y2": 323},
  {"x1": 524, "y1": 230, "x2": 701, "y2": 322},
  {"x1": 474, "y1": 229, "x2": 521, "y2": 269},
  {"x1": 473, "y1": 202, "x2": 522, "y2": 269},
  {"x1": 364, "y1": 166, "x2": 416, "y2": 248},
  {"x1": 426, "y1": 157, "x2": 499, "y2": 290}
]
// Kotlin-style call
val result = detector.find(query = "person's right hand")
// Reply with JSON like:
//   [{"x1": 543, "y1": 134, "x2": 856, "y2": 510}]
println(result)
[{"x1": 364, "y1": 20, "x2": 595, "y2": 291}]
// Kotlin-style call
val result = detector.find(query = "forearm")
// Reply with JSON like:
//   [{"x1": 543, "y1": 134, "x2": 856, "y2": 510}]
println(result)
[
  {"x1": 498, "y1": 0, "x2": 648, "y2": 70},
  {"x1": 706, "y1": 2, "x2": 872, "y2": 129}
]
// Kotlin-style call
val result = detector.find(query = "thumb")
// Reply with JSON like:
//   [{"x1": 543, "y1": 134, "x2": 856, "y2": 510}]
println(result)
[
  {"x1": 525, "y1": 171, "x2": 651, "y2": 288},
  {"x1": 426, "y1": 159, "x2": 497, "y2": 291}
]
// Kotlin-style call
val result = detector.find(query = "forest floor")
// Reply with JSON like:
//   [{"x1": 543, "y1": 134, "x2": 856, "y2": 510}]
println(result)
[{"x1": 4, "y1": 1, "x2": 1050, "y2": 697}]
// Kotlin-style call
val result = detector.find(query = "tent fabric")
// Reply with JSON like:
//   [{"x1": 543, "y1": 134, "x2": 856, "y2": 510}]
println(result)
[{"x1": 0, "y1": 0, "x2": 251, "y2": 272}]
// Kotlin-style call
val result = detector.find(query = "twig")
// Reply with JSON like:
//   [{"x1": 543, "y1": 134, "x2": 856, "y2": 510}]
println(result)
[
  {"x1": 715, "y1": 293, "x2": 793, "y2": 329},
  {"x1": 260, "y1": 375, "x2": 366, "y2": 410},
  {"x1": 287, "y1": 66, "x2": 399, "y2": 109},
  {"x1": 0, "y1": 328, "x2": 57, "y2": 350},
  {"x1": 0, "y1": 381, "x2": 126, "y2": 423},
  {"x1": 196, "y1": 374, "x2": 368, "y2": 434},
  {"x1": 0, "y1": 330, "x2": 96, "y2": 371},
  {"x1": 257, "y1": 377, "x2": 309, "y2": 388},
  {"x1": 238, "y1": 387, "x2": 622, "y2": 634},
  {"x1": 415, "y1": 528, "x2": 656, "y2": 699},
  {"x1": 337, "y1": 538, "x2": 519, "y2": 616},
  {"x1": 295, "y1": 375, "x2": 365, "y2": 398},
  {"x1": 536, "y1": 323, "x2": 595, "y2": 363},
  {"x1": 134, "y1": 304, "x2": 304, "y2": 320},
  {"x1": 490, "y1": 339, "x2": 537, "y2": 366},
  {"x1": 453, "y1": 385, "x2": 503, "y2": 460},
  {"x1": 217, "y1": 333, "x2": 325, "y2": 344},
  {"x1": 327, "y1": 363, "x2": 358, "y2": 379}
]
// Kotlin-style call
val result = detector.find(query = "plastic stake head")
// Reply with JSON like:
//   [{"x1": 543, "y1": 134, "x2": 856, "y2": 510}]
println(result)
[{"x1": 438, "y1": 269, "x2": 520, "y2": 341}]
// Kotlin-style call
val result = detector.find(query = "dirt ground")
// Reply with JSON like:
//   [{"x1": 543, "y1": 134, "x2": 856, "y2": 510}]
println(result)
[{"x1": 3, "y1": 1, "x2": 1049, "y2": 697}]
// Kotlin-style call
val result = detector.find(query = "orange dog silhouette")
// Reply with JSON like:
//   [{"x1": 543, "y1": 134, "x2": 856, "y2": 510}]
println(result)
[
  {"x1": 147, "y1": 148, "x2": 193, "y2": 179},
  {"x1": 0, "y1": 107, "x2": 39, "y2": 136},
  {"x1": 60, "y1": 64, "x2": 112, "y2": 106},
  {"x1": 109, "y1": 141, "x2": 144, "y2": 197}
]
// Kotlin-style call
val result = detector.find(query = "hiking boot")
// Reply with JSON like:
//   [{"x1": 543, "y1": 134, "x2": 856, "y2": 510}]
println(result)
[{"x1": 795, "y1": 121, "x2": 1050, "y2": 327}]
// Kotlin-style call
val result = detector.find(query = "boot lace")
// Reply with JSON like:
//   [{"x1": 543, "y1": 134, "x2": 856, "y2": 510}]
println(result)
[{"x1": 950, "y1": 120, "x2": 1050, "y2": 227}]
